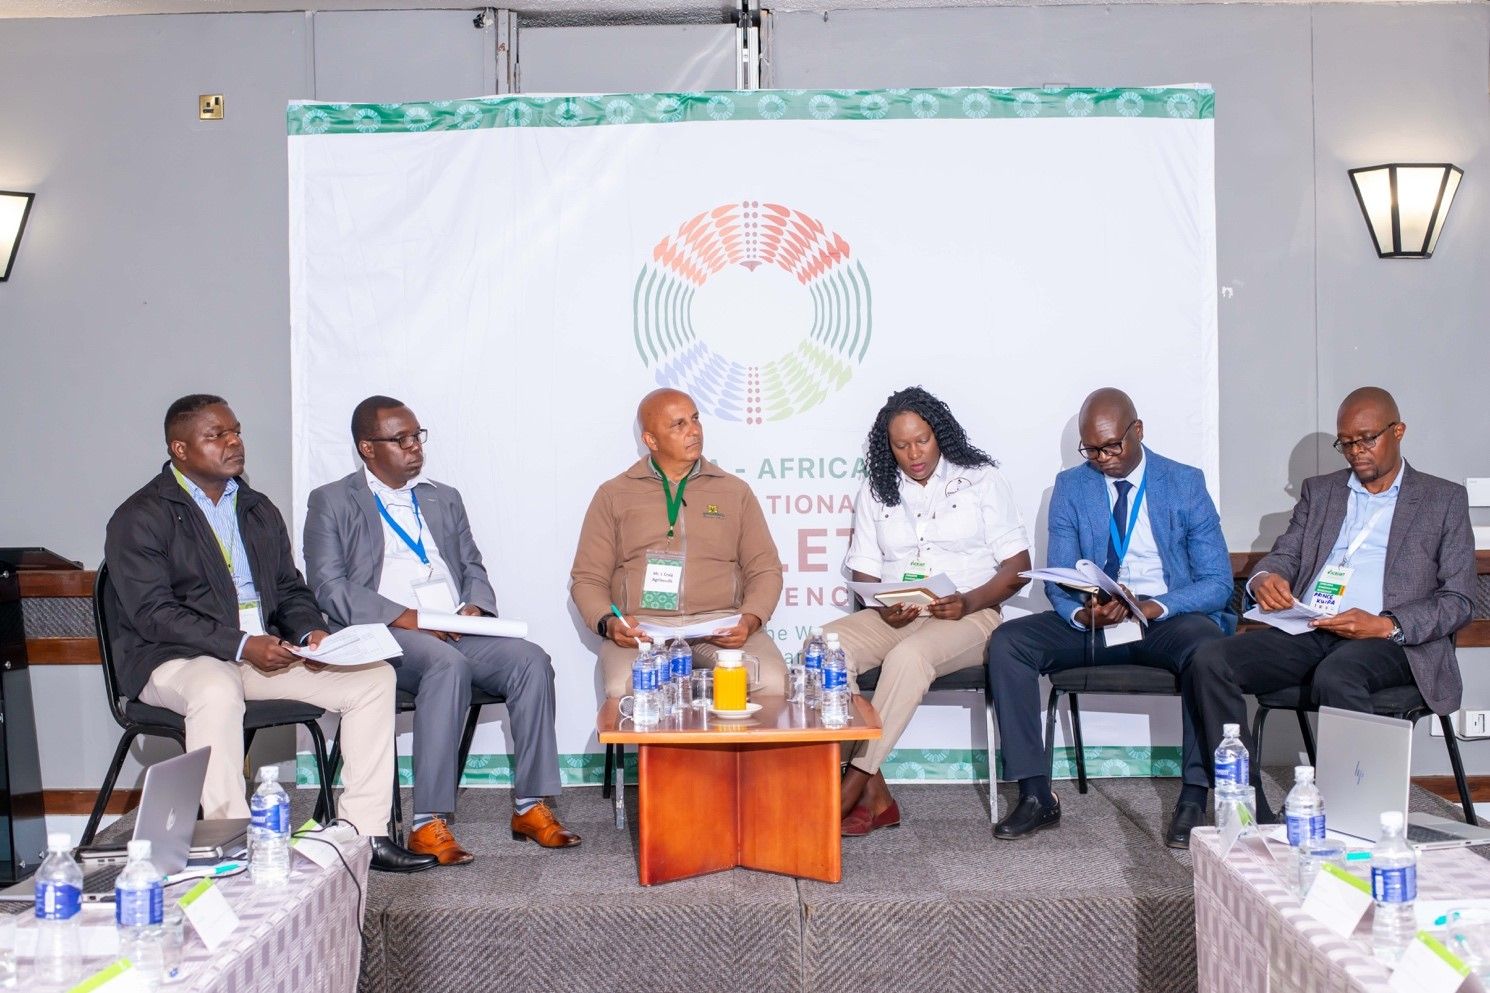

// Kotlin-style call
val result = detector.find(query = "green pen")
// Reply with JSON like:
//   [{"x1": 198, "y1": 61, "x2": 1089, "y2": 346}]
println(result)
[{"x1": 609, "y1": 603, "x2": 627, "y2": 630}]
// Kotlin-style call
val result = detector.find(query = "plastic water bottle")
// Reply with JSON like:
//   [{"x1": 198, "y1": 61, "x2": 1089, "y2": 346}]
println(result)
[
  {"x1": 802, "y1": 626, "x2": 826, "y2": 709},
  {"x1": 1213, "y1": 723, "x2": 1255, "y2": 832},
  {"x1": 1285, "y1": 765, "x2": 1328, "y2": 893},
  {"x1": 631, "y1": 641, "x2": 661, "y2": 727},
  {"x1": 1371, "y1": 811, "x2": 1418, "y2": 964},
  {"x1": 667, "y1": 634, "x2": 693, "y2": 716},
  {"x1": 116, "y1": 839, "x2": 165, "y2": 987},
  {"x1": 250, "y1": 765, "x2": 292, "y2": 886},
  {"x1": 34, "y1": 832, "x2": 83, "y2": 986},
  {"x1": 821, "y1": 633, "x2": 850, "y2": 728}
]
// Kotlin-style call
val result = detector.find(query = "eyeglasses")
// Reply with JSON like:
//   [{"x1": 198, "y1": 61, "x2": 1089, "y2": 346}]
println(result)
[
  {"x1": 1332, "y1": 422, "x2": 1398, "y2": 455},
  {"x1": 365, "y1": 428, "x2": 428, "y2": 451},
  {"x1": 1078, "y1": 420, "x2": 1138, "y2": 461}
]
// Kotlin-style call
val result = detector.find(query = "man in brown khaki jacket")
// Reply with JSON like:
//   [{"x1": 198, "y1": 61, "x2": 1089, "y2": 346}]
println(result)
[{"x1": 571, "y1": 388, "x2": 787, "y2": 696}]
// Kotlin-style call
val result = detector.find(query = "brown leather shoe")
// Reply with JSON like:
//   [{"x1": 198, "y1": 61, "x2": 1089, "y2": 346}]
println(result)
[
  {"x1": 407, "y1": 818, "x2": 475, "y2": 865},
  {"x1": 511, "y1": 802, "x2": 581, "y2": 848},
  {"x1": 842, "y1": 799, "x2": 901, "y2": 837}
]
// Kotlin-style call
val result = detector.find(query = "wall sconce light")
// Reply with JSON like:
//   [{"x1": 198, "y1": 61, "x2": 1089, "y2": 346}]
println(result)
[
  {"x1": 0, "y1": 191, "x2": 35, "y2": 281},
  {"x1": 1348, "y1": 164, "x2": 1462, "y2": 259}
]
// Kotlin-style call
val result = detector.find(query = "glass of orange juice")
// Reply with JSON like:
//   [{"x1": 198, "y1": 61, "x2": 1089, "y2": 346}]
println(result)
[{"x1": 713, "y1": 650, "x2": 749, "y2": 710}]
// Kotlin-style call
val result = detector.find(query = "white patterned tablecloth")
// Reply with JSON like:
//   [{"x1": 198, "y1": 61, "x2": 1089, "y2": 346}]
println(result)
[
  {"x1": 176, "y1": 838, "x2": 371, "y2": 993},
  {"x1": 1193, "y1": 827, "x2": 1489, "y2": 993},
  {"x1": 6, "y1": 839, "x2": 371, "y2": 993}
]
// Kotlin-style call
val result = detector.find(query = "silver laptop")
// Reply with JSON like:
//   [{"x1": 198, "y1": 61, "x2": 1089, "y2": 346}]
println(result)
[
  {"x1": 76, "y1": 747, "x2": 212, "y2": 874},
  {"x1": 1316, "y1": 706, "x2": 1490, "y2": 850}
]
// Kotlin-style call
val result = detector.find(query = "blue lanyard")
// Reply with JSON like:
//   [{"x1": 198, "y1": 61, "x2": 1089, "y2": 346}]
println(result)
[
  {"x1": 1107, "y1": 474, "x2": 1149, "y2": 567},
  {"x1": 375, "y1": 490, "x2": 429, "y2": 565}
]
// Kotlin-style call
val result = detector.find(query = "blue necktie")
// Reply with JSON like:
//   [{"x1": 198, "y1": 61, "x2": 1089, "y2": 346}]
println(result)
[{"x1": 1104, "y1": 479, "x2": 1133, "y2": 579}]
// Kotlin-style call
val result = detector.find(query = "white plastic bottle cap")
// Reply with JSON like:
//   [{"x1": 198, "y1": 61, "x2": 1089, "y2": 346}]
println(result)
[
  {"x1": 1380, "y1": 811, "x2": 1405, "y2": 831},
  {"x1": 1295, "y1": 765, "x2": 1314, "y2": 781},
  {"x1": 259, "y1": 766, "x2": 279, "y2": 782},
  {"x1": 1222, "y1": 723, "x2": 1240, "y2": 736},
  {"x1": 47, "y1": 832, "x2": 71, "y2": 851},
  {"x1": 811, "y1": 626, "x2": 824, "y2": 636},
  {"x1": 127, "y1": 840, "x2": 152, "y2": 860}
]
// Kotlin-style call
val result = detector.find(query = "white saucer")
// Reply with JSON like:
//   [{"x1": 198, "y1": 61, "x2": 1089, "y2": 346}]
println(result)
[{"x1": 709, "y1": 702, "x2": 762, "y2": 720}]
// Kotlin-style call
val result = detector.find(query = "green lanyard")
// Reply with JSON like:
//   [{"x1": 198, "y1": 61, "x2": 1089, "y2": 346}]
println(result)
[
  {"x1": 652, "y1": 459, "x2": 690, "y2": 540},
  {"x1": 171, "y1": 466, "x2": 234, "y2": 570}
]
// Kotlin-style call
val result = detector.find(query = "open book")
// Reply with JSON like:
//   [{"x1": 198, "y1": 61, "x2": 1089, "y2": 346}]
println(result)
[{"x1": 1019, "y1": 559, "x2": 1149, "y2": 626}]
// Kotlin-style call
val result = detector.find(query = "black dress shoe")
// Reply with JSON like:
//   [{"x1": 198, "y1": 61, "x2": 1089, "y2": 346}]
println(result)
[
  {"x1": 994, "y1": 795, "x2": 1061, "y2": 839},
  {"x1": 1165, "y1": 800, "x2": 1206, "y2": 849},
  {"x1": 370, "y1": 836, "x2": 439, "y2": 873}
]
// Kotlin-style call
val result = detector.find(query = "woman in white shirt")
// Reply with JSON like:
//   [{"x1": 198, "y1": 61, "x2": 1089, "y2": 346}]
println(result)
[{"x1": 829, "y1": 387, "x2": 1032, "y2": 836}]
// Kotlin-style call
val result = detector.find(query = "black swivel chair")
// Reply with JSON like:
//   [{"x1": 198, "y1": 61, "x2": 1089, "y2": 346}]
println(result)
[
  {"x1": 83, "y1": 562, "x2": 337, "y2": 846},
  {"x1": 1251, "y1": 682, "x2": 1479, "y2": 826},
  {"x1": 320, "y1": 685, "x2": 505, "y2": 842}
]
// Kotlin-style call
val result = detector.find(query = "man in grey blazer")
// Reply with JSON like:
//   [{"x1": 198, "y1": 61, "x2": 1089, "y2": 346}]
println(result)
[
  {"x1": 304, "y1": 396, "x2": 578, "y2": 861},
  {"x1": 1186, "y1": 387, "x2": 1475, "y2": 818}
]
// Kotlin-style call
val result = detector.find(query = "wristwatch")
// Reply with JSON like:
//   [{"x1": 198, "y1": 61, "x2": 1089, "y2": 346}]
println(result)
[
  {"x1": 597, "y1": 615, "x2": 610, "y2": 637},
  {"x1": 1382, "y1": 611, "x2": 1406, "y2": 645}
]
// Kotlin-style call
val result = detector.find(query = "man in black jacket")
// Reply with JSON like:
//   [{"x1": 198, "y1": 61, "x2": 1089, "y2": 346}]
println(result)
[{"x1": 104, "y1": 394, "x2": 435, "y2": 873}]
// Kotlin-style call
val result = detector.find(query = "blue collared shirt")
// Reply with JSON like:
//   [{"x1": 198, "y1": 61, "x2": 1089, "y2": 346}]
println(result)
[
  {"x1": 1310, "y1": 468, "x2": 1403, "y2": 616},
  {"x1": 173, "y1": 468, "x2": 258, "y2": 659}
]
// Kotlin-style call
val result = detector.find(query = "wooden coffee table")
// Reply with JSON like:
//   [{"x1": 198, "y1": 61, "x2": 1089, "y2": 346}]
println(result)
[{"x1": 597, "y1": 695, "x2": 881, "y2": 885}]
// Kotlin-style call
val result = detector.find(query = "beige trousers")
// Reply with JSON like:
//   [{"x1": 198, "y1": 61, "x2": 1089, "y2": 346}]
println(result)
[
  {"x1": 824, "y1": 607, "x2": 1002, "y2": 775},
  {"x1": 141, "y1": 656, "x2": 396, "y2": 837},
  {"x1": 598, "y1": 610, "x2": 787, "y2": 697}
]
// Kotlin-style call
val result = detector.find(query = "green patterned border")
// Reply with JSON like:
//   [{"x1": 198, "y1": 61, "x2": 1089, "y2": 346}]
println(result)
[
  {"x1": 287, "y1": 86, "x2": 1213, "y2": 136},
  {"x1": 295, "y1": 745, "x2": 1183, "y2": 788}
]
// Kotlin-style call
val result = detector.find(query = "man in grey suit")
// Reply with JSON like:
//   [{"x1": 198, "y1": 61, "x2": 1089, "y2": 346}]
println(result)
[
  {"x1": 304, "y1": 396, "x2": 579, "y2": 862},
  {"x1": 1186, "y1": 387, "x2": 1475, "y2": 818}
]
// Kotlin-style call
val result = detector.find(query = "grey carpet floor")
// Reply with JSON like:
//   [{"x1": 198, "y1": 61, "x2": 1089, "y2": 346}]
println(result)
[
  {"x1": 308, "y1": 770, "x2": 1467, "y2": 993},
  {"x1": 80, "y1": 772, "x2": 1465, "y2": 993}
]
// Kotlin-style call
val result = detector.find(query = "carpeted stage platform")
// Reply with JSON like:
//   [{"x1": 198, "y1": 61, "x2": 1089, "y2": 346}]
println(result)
[
  {"x1": 271, "y1": 772, "x2": 1462, "y2": 993},
  {"x1": 81, "y1": 772, "x2": 1469, "y2": 992}
]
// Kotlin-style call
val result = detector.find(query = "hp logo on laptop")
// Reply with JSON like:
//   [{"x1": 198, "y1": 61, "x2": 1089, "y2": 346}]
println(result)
[{"x1": 1354, "y1": 761, "x2": 1366, "y2": 786}]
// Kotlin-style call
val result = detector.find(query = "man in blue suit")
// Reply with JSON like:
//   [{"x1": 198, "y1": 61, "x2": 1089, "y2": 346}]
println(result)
[{"x1": 985, "y1": 388, "x2": 1234, "y2": 847}]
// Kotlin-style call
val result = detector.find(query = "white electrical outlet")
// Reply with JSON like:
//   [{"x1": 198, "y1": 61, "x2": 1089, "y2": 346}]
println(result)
[
  {"x1": 1466, "y1": 477, "x2": 1490, "y2": 507},
  {"x1": 1431, "y1": 716, "x2": 1447, "y2": 737},
  {"x1": 1463, "y1": 710, "x2": 1490, "y2": 738}
]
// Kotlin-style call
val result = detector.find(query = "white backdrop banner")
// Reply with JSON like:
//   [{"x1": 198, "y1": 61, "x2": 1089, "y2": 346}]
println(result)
[{"x1": 287, "y1": 86, "x2": 1218, "y2": 787}]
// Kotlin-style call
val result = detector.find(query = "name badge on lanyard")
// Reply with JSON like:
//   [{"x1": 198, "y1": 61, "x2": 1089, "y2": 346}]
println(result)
[
  {"x1": 238, "y1": 601, "x2": 266, "y2": 637},
  {"x1": 898, "y1": 498, "x2": 935, "y2": 582},
  {"x1": 642, "y1": 461, "x2": 689, "y2": 611},
  {"x1": 1307, "y1": 502, "x2": 1390, "y2": 616}
]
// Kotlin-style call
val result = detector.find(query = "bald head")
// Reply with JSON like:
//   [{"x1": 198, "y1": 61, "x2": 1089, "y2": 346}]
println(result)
[
  {"x1": 638, "y1": 388, "x2": 703, "y2": 480},
  {"x1": 1077, "y1": 387, "x2": 1144, "y2": 478},
  {"x1": 637, "y1": 388, "x2": 692, "y2": 434},
  {"x1": 1079, "y1": 387, "x2": 1138, "y2": 430},
  {"x1": 1338, "y1": 386, "x2": 1400, "y2": 425},
  {"x1": 1335, "y1": 387, "x2": 1405, "y2": 490}
]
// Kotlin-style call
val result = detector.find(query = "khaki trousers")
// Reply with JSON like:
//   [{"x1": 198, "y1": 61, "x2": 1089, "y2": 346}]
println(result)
[
  {"x1": 141, "y1": 656, "x2": 396, "y2": 837},
  {"x1": 598, "y1": 611, "x2": 787, "y2": 697},
  {"x1": 824, "y1": 607, "x2": 1002, "y2": 775}
]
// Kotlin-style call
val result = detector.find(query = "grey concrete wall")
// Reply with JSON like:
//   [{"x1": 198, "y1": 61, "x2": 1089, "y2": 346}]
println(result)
[{"x1": 2, "y1": 4, "x2": 1486, "y2": 792}]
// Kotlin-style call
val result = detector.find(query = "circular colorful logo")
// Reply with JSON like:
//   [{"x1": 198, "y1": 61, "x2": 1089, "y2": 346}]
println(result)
[{"x1": 632, "y1": 201, "x2": 872, "y2": 424}]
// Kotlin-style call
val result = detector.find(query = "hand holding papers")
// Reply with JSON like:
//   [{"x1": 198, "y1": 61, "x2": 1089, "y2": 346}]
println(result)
[
  {"x1": 1242, "y1": 599, "x2": 1329, "y2": 636},
  {"x1": 290, "y1": 624, "x2": 402, "y2": 666},
  {"x1": 1019, "y1": 560, "x2": 1149, "y2": 626},
  {"x1": 417, "y1": 612, "x2": 530, "y2": 639},
  {"x1": 637, "y1": 614, "x2": 742, "y2": 641},
  {"x1": 845, "y1": 573, "x2": 959, "y2": 610}
]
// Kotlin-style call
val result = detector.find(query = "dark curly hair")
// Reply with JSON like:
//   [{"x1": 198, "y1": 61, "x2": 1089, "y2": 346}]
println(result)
[{"x1": 865, "y1": 387, "x2": 995, "y2": 507}]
